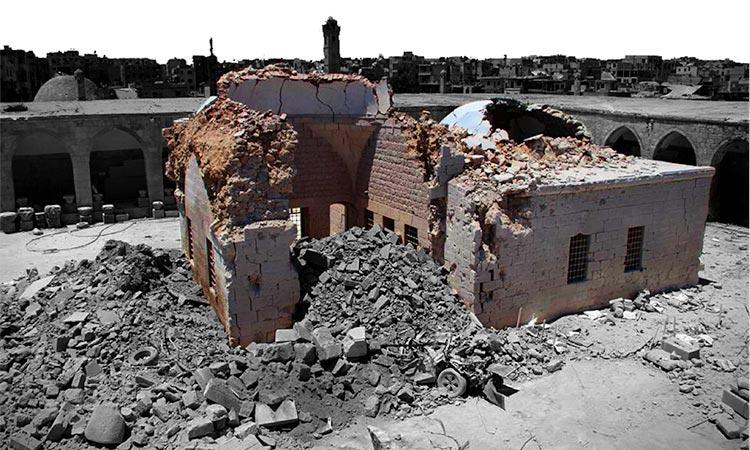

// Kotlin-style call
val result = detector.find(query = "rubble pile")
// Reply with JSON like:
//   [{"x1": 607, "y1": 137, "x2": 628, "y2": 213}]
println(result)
[
  {"x1": 163, "y1": 97, "x2": 297, "y2": 237},
  {"x1": 0, "y1": 237, "x2": 569, "y2": 449}
]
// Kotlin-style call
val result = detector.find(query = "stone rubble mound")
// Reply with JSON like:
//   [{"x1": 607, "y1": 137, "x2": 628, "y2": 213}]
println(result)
[{"x1": 0, "y1": 238, "x2": 567, "y2": 449}]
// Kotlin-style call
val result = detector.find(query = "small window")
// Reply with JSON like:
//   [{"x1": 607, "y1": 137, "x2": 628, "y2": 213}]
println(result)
[
  {"x1": 567, "y1": 233, "x2": 590, "y2": 284},
  {"x1": 382, "y1": 216, "x2": 395, "y2": 232},
  {"x1": 186, "y1": 217, "x2": 194, "y2": 260},
  {"x1": 206, "y1": 238, "x2": 216, "y2": 287},
  {"x1": 404, "y1": 225, "x2": 419, "y2": 247},
  {"x1": 624, "y1": 226, "x2": 645, "y2": 272},
  {"x1": 289, "y1": 207, "x2": 304, "y2": 240},
  {"x1": 365, "y1": 209, "x2": 374, "y2": 228}
]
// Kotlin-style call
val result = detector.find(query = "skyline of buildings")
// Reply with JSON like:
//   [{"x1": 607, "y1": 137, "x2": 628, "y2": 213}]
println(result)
[{"x1": 2, "y1": 19, "x2": 748, "y2": 103}]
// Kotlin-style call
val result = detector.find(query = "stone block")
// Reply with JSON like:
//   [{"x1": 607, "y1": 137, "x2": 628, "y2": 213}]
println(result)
[
  {"x1": 186, "y1": 417, "x2": 213, "y2": 439},
  {"x1": 84, "y1": 403, "x2": 126, "y2": 445},
  {"x1": 0, "y1": 212, "x2": 17, "y2": 233},
  {"x1": 723, "y1": 389, "x2": 749, "y2": 419},
  {"x1": 203, "y1": 378, "x2": 241, "y2": 413},
  {"x1": 311, "y1": 327, "x2": 341, "y2": 362},
  {"x1": 661, "y1": 337, "x2": 700, "y2": 361},
  {"x1": 255, "y1": 399, "x2": 298, "y2": 428},
  {"x1": 275, "y1": 328, "x2": 299, "y2": 343},
  {"x1": 342, "y1": 326, "x2": 368, "y2": 359},
  {"x1": 9, "y1": 432, "x2": 42, "y2": 450}
]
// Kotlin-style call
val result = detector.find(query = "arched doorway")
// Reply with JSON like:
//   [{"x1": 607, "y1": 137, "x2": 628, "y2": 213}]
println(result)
[
  {"x1": 12, "y1": 132, "x2": 75, "y2": 209},
  {"x1": 604, "y1": 126, "x2": 641, "y2": 156},
  {"x1": 329, "y1": 202, "x2": 357, "y2": 235},
  {"x1": 710, "y1": 139, "x2": 748, "y2": 226},
  {"x1": 90, "y1": 128, "x2": 147, "y2": 207},
  {"x1": 653, "y1": 132, "x2": 696, "y2": 165}
]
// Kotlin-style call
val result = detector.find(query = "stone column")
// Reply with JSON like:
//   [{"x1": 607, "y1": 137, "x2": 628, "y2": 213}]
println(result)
[
  {"x1": 0, "y1": 152, "x2": 15, "y2": 212},
  {"x1": 70, "y1": 153, "x2": 93, "y2": 207},
  {"x1": 143, "y1": 147, "x2": 165, "y2": 204}
]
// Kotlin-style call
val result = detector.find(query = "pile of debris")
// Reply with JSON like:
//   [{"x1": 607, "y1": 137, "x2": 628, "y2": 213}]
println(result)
[
  {"x1": 0, "y1": 234, "x2": 569, "y2": 449},
  {"x1": 163, "y1": 97, "x2": 297, "y2": 238}
]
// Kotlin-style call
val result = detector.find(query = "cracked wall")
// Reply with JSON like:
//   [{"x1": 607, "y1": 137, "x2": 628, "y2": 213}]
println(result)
[{"x1": 440, "y1": 99, "x2": 714, "y2": 327}]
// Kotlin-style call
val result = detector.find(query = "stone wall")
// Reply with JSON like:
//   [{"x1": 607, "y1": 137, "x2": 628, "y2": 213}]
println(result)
[
  {"x1": 181, "y1": 156, "x2": 299, "y2": 346},
  {"x1": 445, "y1": 168, "x2": 714, "y2": 328}
]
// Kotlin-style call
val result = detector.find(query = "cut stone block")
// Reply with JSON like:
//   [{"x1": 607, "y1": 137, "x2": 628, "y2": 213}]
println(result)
[
  {"x1": 203, "y1": 378, "x2": 241, "y2": 413},
  {"x1": 661, "y1": 337, "x2": 700, "y2": 361},
  {"x1": 723, "y1": 389, "x2": 749, "y2": 419},
  {"x1": 311, "y1": 327, "x2": 341, "y2": 362}
]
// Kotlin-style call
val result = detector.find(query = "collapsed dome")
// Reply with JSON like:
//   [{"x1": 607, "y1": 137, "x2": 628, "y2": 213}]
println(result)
[{"x1": 440, "y1": 98, "x2": 589, "y2": 147}]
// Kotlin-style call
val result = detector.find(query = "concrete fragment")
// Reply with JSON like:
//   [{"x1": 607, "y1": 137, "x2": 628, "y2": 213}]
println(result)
[
  {"x1": 255, "y1": 399, "x2": 298, "y2": 428},
  {"x1": 364, "y1": 395, "x2": 380, "y2": 417},
  {"x1": 723, "y1": 389, "x2": 749, "y2": 419}
]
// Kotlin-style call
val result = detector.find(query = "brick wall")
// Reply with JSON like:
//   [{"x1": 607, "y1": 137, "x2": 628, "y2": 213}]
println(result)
[
  {"x1": 446, "y1": 168, "x2": 714, "y2": 328},
  {"x1": 356, "y1": 117, "x2": 433, "y2": 248}
]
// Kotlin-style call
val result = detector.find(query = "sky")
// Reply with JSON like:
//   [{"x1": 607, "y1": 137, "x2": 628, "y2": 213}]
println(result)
[{"x1": 2, "y1": 0, "x2": 748, "y2": 64}]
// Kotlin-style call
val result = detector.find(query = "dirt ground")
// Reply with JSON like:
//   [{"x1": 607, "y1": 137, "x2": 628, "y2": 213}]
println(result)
[
  {"x1": 0, "y1": 220, "x2": 747, "y2": 449},
  {"x1": 0, "y1": 218, "x2": 182, "y2": 283}
]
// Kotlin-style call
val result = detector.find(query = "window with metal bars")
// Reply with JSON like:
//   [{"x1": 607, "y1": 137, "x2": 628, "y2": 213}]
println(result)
[
  {"x1": 624, "y1": 226, "x2": 645, "y2": 272},
  {"x1": 382, "y1": 216, "x2": 395, "y2": 232},
  {"x1": 186, "y1": 217, "x2": 194, "y2": 260},
  {"x1": 567, "y1": 233, "x2": 590, "y2": 284},
  {"x1": 404, "y1": 224, "x2": 419, "y2": 247},
  {"x1": 206, "y1": 238, "x2": 216, "y2": 287},
  {"x1": 365, "y1": 209, "x2": 374, "y2": 228},
  {"x1": 289, "y1": 207, "x2": 304, "y2": 240}
]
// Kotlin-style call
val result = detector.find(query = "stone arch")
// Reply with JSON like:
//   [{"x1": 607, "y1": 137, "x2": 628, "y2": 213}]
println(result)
[
  {"x1": 653, "y1": 130, "x2": 697, "y2": 165},
  {"x1": 604, "y1": 126, "x2": 642, "y2": 157},
  {"x1": 709, "y1": 138, "x2": 748, "y2": 226},
  {"x1": 11, "y1": 130, "x2": 75, "y2": 209},
  {"x1": 89, "y1": 127, "x2": 148, "y2": 205},
  {"x1": 329, "y1": 201, "x2": 358, "y2": 235}
]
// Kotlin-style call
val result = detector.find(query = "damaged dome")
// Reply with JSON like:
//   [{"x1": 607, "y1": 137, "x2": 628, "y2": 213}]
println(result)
[{"x1": 440, "y1": 98, "x2": 590, "y2": 151}]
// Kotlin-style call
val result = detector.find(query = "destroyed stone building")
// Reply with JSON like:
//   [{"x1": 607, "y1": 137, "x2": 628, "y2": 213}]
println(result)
[{"x1": 163, "y1": 66, "x2": 714, "y2": 346}]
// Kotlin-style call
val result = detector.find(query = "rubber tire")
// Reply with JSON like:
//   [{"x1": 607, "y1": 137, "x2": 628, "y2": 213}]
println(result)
[
  {"x1": 128, "y1": 346, "x2": 159, "y2": 366},
  {"x1": 437, "y1": 368, "x2": 467, "y2": 398}
]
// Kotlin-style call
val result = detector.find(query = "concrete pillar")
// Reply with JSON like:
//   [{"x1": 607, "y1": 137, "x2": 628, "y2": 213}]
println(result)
[
  {"x1": 0, "y1": 153, "x2": 15, "y2": 212},
  {"x1": 71, "y1": 153, "x2": 93, "y2": 207},
  {"x1": 143, "y1": 147, "x2": 165, "y2": 204}
]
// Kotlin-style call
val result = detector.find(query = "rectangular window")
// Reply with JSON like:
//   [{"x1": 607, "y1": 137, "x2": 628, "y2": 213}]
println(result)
[
  {"x1": 289, "y1": 207, "x2": 304, "y2": 240},
  {"x1": 404, "y1": 225, "x2": 419, "y2": 247},
  {"x1": 624, "y1": 226, "x2": 645, "y2": 272},
  {"x1": 382, "y1": 216, "x2": 395, "y2": 232},
  {"x1": 186, "y1": 217, "x2": 194, "y2": 260},
  {"x1": 567, "y1": 233, "x2": 590, "y2": 284},
  {"x1": 365, "y1": 209, "x2": 374, "y2": 228},
  {"x1": 206, "y1": 238, "x2": 216, "y2": 287}
]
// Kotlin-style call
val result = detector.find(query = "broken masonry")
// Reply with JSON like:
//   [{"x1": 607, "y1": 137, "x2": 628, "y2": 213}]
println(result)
[{"x1": 163, "y1": 65, "x2": 713, "y2": 347}]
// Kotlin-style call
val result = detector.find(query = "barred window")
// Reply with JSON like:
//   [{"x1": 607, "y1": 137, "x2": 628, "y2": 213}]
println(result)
[
  {"x1": 289, "y1": 207, "x2": 303, "y2": 240},
  {"x1": 382, "y1": 216, "x2": 395, "y2": 232},
  {"x1": 206, "y1": 238, "x2": 216, "y2": 288},
  {"x1": 365, "y1": 209, "x2": 374, "y2": 228},
  {"x1": 186, "y1": 217, "x2": 194, "y2": 260},
  {"x1": 567, "y1": 233, "x2": 590, "y2": 284},
  {"x1": 624, "y1": 226, "x2": 645, "y2": 272},
  {"x1": 404, "y1": 225, "x2": 419, "y2": 247}
]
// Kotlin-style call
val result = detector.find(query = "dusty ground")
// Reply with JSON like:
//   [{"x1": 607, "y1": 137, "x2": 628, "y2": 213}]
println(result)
[
  {"x1": 0, "y1": 218, "x2": 181, "y2": 283},
  {"x1": 0, "y1": 221, "x2": 747, "y2": 448}
]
